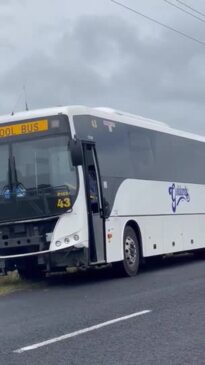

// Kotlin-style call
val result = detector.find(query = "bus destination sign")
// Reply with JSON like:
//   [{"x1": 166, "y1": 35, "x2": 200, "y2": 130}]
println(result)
[{"x1": 0, "y1": 119, "x2": 48, "y2": 138}]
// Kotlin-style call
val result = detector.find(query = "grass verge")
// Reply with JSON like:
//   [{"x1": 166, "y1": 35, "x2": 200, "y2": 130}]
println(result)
[{"x1": 0, "y1": 271, "x2": 41, "y2": 296}]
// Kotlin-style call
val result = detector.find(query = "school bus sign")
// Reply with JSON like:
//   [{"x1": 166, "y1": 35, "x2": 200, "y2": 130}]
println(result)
[{"x1": 0, "y1": 119, "x2": 48, "y2": 138}]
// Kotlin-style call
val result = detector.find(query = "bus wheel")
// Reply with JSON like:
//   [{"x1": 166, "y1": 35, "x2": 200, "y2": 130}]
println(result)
[{"x1": 115, "y1": 226, "x2": 140, "y2": 277}]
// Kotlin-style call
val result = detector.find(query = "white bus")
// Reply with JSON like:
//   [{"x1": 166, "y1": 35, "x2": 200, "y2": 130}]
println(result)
[{"x1": 0, "y1": 105, "x2": 204, "y2": 278}]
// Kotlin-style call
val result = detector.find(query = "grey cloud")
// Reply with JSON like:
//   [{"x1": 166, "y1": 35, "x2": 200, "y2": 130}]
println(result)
[
  {"x1": 1, "y1": 13, "x2": 205, "y2": 135},
  {"x1": 0, "y1": 0, "x2": 25, "y2": 6}
]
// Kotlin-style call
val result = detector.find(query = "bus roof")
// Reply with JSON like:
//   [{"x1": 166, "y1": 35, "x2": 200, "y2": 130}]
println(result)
[{"x1": 0, "y1": 105, "x2": 204, "y2": 143}]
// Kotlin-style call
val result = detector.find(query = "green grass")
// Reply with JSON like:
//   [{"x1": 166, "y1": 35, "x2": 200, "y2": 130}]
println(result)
[
  {"x1": 0, "y1": 268, "x2": 85, "y2": 296},
  {"x1": 0, "y1": 271, "x2": 40, "y2": 296}
]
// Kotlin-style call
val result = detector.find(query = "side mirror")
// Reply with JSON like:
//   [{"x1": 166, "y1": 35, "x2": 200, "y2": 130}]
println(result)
[{"x1": 69, "y1": 139, "x2": 83, "y2": 166}]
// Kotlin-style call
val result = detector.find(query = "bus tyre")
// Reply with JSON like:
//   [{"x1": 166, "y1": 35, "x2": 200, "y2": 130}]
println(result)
[{"x1": 115, "y1": 226, "x2": 140, "y2": 277}]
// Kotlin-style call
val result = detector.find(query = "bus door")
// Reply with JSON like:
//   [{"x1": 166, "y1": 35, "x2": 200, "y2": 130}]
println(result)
[{"x1": 83, "y1": 142, "x2": 106, "y2": 264}]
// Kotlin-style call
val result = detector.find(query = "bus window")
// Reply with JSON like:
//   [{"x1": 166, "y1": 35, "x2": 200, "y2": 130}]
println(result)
[
  {"x1": 88, "y1": 165, "x2": 99, "y2": 213},
  {"x1": 12, "y1": 136, "x2": 77, "y2": 198},
  {"x1": 0, "y1": 145, "x2": 9, "y2": 195},
  {"x1": 128, "y1": 130, "x2": 155, "y2": 178}
]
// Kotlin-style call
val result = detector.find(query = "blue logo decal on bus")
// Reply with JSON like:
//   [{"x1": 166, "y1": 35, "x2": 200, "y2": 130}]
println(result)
[{"x1": 169, "y1": 184, "x2": 190, "y2": 213}]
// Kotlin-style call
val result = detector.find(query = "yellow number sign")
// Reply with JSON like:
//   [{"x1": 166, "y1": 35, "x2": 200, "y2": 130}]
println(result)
[{"x1": 57, "y1": 198, "x2": 71, "y2": 209}]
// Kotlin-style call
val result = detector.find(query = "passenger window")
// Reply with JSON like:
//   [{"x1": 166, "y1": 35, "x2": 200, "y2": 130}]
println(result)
[
  {"x1": 128, "y1": 130, "x2": 155, "y2": 178},
  {"x1": 88, "y1": 165, "x2": 99, "y2": 214}
]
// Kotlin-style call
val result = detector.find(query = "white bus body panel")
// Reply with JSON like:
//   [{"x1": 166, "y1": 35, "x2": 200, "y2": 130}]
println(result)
[
  {"x1": 105, "y1": 179, "x2": 205, "y2": 262},
  {"x1": 49, "y1": 167, "x2": 88, "y2": 252}
]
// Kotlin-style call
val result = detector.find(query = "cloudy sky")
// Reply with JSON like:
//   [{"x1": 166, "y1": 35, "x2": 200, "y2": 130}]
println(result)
[{"x1": 1, "y1": 0, "x2": 205, "y2": 134}]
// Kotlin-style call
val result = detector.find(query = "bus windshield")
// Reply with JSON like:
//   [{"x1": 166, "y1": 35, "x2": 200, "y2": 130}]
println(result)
[
  {"x1": 0, "y1": 135, "x2": 78, "y2": 223},
  {"x1": 13, "y1": 136, "x2": 77, "y2": 195}
]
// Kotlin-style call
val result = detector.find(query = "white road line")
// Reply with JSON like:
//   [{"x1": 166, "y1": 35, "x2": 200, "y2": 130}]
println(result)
[{"x1": 14, "y1": 309, "x2": 151, "y2": 354}]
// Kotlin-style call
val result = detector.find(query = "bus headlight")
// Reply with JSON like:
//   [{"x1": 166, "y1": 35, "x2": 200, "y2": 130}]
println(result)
[
  {"x1": 54, "y1": 233, "x2": 80, "y2": 248},
  {"x1": 55, "y1": 240, "x2": 62, "y2": 247}
]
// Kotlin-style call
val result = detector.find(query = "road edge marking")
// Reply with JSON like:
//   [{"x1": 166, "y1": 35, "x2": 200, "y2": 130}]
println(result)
[{"x1": 14, "y1": 309, "x2": 151, "y2": 353}]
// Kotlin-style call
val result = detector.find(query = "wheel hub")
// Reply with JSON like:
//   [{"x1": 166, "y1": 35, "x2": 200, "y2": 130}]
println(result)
[{"x1": 125, "y1": 236, "x2": 137, "y2": 266}]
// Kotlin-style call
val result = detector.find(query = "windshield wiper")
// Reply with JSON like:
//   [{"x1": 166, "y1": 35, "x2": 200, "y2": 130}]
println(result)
[
  {"x1": 8, "y1": 156, "x2": 12, "y2": 192},
  {"x1": 13, "y1": 156, "x2": 18, "y2": 186}
]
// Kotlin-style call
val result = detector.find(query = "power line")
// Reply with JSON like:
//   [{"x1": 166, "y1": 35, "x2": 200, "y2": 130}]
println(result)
[
  {"x1": 109, "y1": 0, "x2": 205, "y2": 47},
  {"x1": 162, "y1": 0, "x2": 205, "y2": 24},
  {"x1": 176, "y1": 0, "x2": 205, "y2": 18}
]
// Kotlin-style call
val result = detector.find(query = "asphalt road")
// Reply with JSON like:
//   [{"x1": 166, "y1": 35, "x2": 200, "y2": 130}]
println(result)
[{"x1": 0, "y1": 254, "x2": 205, "y2": 365}]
